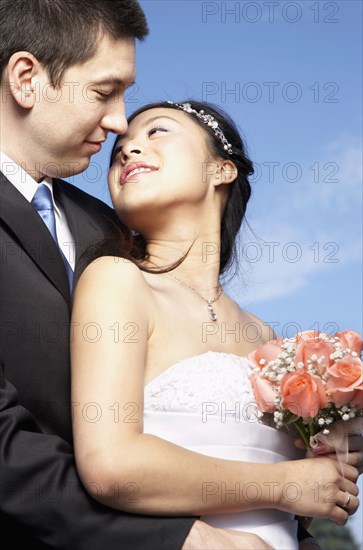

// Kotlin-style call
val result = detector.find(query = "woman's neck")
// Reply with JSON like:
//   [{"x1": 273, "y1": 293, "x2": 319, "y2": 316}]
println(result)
[{"x1": 143, "y1": 231, "x2": 222, "y2": 290}]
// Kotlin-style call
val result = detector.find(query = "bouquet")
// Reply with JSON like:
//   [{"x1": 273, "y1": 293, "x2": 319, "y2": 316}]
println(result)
[{"x1": 248, "y1": 329, "x2": 363, "y2": 448}]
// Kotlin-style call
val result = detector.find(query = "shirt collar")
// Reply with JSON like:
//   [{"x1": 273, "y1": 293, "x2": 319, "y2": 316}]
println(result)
[{"x1": 0, "y1": 150, "x2": 54, "y2": 203}]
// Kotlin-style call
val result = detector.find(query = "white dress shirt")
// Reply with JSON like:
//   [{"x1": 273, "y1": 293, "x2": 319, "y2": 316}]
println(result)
[{"x1": 0, "y1": 150, "x2": 75, "y2": 269}]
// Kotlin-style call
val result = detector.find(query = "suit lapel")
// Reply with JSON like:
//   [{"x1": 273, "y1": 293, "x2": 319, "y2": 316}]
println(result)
[
  {"x1": 53, "y1": 179, "x2": 108, "y2": 265},
  {"x1": 0, "y1": 172, "x2": 71, "y2": 306}
]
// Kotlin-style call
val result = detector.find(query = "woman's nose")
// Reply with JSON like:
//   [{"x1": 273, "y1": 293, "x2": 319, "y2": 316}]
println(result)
[{"x1": 121, "y1": 143, "x2": 143, "y2": 162}]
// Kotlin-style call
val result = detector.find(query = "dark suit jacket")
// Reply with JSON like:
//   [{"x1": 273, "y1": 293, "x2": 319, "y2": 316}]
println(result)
[{"x1": 0, "y1": 172, "x2": 195, "y2": 549}]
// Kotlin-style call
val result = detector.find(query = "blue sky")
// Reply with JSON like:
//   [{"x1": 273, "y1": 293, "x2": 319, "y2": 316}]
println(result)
[{"x1": 68, "y1": 1, "x2": 362, "y2": 541}]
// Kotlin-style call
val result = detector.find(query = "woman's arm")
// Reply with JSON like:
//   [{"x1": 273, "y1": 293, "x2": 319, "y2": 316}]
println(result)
[
  {"x1": 71, "y1": 258, "x2": 359, "y2": 522},
  {"x1": 0, "y1": 350, "x2": 196, "y2": 550}
]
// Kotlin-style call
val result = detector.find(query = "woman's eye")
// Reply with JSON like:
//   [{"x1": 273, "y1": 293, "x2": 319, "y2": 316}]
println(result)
[
  {"x1": 148, "y1": 127, "x2": 168, "y2": 137},
  {"x1": 111, "y1": 145, "x2": 123, "y2": 164}
]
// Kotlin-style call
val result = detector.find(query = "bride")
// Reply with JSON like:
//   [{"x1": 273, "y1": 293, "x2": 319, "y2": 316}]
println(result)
[{"x1": 70, "y1": 100, "x2": 359, "y2": 549}]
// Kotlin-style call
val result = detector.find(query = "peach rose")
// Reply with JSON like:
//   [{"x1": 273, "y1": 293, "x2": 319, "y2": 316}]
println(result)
[
  {"x1": 250, "y1": 372, "x2": 277, "y2": 413},
  {"x1": 336, "y1": 330, "x2": 363, "y2": 356},
  {"x1": 248, "y1": 337, "x2": 283, "y2": 369},
  {"x1": 296, "y1": 330, "x2": 329, "y2": 342},
  {"x1": 326, "y1": 355, "x2": 363, "y2": 406},
  {"x1": 295, "y1": 334, "x2": 335, "y2": 375},
  {"x1": 280, "y1": 371, "x2": 328, "y2": 418}
]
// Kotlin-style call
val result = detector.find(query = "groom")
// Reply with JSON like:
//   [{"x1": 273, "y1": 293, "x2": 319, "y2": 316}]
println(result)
[{"x1": 0, "y1": 1, "x2": 238, "y2": 548}]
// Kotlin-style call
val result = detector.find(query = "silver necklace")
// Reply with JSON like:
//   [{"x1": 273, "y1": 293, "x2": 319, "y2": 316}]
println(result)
[{"x1": 166, "y1": 273, "x2": 223, "y2": 322}]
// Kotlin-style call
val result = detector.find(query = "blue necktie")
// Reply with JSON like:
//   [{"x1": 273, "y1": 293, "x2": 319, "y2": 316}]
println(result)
[{"x1": 31, "y1": 183, "x2": 73, "y2": 289}]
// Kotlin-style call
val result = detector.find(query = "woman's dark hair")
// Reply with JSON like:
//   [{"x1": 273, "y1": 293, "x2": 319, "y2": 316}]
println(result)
[
  {"x1": 0, "y1": 0, "x2": 148, "y2": 86},
  {"x1": 102, "y1": 100, "x2": 254, "y2": 276}
]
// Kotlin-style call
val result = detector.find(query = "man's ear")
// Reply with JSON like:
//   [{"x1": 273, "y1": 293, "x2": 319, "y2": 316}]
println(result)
[
  {"x1": 214, "y1": 159, "x2": 238, "y2": 187},
  {"x1": 5, "y1": 52, "x2": 40, "y2": 109}
]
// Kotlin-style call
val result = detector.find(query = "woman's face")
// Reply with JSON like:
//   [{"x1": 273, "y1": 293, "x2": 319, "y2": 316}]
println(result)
[{"x1": 108, "y1": 108, "x2": 220, "y2": 231}]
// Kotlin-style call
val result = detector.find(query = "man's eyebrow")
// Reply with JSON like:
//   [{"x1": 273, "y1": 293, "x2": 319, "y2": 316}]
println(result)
[{"x1": 91, "y1": 77, "x2": 136, "y2": 88}]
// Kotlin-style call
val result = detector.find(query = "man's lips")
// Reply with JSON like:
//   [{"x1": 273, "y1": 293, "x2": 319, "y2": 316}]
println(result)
[
  {"x1": 84, "y1": 140, "x2": 106, "y2": 153},
  {"x1": 120, "y1": 162, "x2": 158, "y2": 185}
]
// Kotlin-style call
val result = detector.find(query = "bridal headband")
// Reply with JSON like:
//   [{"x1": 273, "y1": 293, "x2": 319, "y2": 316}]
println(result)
[{"x1": 167, "y1": 101, "x2": 233, "y2": 155}]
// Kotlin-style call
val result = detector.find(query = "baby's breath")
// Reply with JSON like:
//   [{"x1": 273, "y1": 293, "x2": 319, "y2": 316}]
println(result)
[{"x1": 253, "y1": 332, "x2": 363, "y2": 446}]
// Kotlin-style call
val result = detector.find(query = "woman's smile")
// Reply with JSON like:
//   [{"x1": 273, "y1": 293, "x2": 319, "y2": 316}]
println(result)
[{"x1": 120, "y1": 161, "x2": 159, "y2": 185}]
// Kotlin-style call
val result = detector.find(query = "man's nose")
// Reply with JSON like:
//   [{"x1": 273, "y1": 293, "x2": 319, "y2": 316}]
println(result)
[{"x1": 102, "y1": 100, "x2": 128, "y2": 135}]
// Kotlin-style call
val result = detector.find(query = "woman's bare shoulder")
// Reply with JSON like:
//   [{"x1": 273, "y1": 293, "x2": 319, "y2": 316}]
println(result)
[
  {"x1": 239, "y1": 307, "x2": 277, "y2": 344},
  {"x1": 75, "y1": 256, "x2": 149, "y2": 300},
  {"x1": 79, "y1": 256, "x2": 143, "y2": 282}
]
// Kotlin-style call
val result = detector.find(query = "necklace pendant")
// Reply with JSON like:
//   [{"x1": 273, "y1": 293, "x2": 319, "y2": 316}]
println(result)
[
  {"x1": 166, "y1": 273, "x2": 222, "y2": 323},
  {"x1": 207, "y1": 302, "x2": 218, "y2": 322}
]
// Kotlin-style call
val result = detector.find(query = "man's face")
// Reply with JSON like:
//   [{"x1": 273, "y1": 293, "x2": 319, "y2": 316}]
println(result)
[{"x1": 28, "y1": 35, "x2": 136, "y2": 179}]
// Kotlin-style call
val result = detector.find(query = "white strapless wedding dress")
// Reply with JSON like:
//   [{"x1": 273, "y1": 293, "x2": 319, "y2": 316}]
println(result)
[{"x1": 144, "y1": 351, "x2": 305, "y2": 550}]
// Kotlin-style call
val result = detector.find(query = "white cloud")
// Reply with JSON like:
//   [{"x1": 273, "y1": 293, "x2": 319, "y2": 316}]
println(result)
[{"x1": 225, "y1": 136, "x2": 362, "y2": 304}]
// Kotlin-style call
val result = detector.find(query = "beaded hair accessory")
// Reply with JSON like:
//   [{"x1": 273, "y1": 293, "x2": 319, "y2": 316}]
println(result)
[{"x1": 167, "y1": 101, "x2": 233, "y2": 155}]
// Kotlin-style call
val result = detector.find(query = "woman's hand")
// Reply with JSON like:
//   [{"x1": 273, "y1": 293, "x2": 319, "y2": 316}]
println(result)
[
  {"x1": 295, "y1": 418, "x2": 363, "y2": 474},
  {"x1": 275, "y1": 456, "x2": 359, "y2": 525}
]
